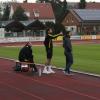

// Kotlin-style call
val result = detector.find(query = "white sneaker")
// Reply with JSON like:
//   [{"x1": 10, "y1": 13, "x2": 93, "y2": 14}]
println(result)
[
  {"x1": 42, "y1": 66, "x2": 51, "y2": 74},
  {"x1": 48, "y1": 66, "x2": 55, "y2": 74}
]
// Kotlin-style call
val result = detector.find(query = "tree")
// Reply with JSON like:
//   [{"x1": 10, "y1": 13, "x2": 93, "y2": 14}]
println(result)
[
  {"x1": 45, "y1": 22, "x2": 64, "y2": 34},
  {"x1": 79, "y1": 0, "x2": 86, "y2": 9},
  {"x1": 0, "y1": 7, "x2": 2, "y2": 20},
  {"x1": 58, "y1": 0, "x2": 68, "y2": 23},
  {"x1": 62, "y1": 0, "x2": 68, "y2": 13},
  {"x1": 38, "y1": 0, "x2": 51, "y2": 3},
  {"x1": 2, "y1": 5, "x2": 10, "y2": 21},
  {"x1": 12, "y1": 6, "x2": 28, "y2": 21},
  {"x1": 36, "y1": 0, "x2": 68, "y2": 22},
  {"x1": 45, "y1": 21, "x2": 55, "y2": 29},
  {"x1": 36, "y1": 0, "x2": 45, "y2": 3}
]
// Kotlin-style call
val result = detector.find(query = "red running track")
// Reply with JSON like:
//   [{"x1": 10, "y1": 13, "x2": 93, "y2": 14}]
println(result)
[{"x1": 0, "y1": 58, "x2": 100, "y2": 100}]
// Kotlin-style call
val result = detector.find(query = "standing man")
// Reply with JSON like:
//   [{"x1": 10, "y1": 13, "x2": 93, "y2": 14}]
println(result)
[
  {"x1": 18, "y1": 42, "x2": 38, "y2": 72},
  {"x1": 43, "y1": 28, "x2": 62, "y2": 74},
  {"x1": 63, "y1": 29, "x2": 73, "y2": 75}
]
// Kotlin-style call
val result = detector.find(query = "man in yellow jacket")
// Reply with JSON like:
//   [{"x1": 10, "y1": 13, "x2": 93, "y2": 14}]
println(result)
[{"x1": 43, "y1": 28, "x2": 62, "y2": 74}]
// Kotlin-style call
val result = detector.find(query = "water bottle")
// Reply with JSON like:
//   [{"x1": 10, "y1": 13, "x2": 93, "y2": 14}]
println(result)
[{"x1": 38, "y1": 68, "x2": 42, "y2": 77}]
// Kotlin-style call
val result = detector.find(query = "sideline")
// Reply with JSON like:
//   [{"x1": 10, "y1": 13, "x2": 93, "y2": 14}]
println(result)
[{"x1": 0, "y1": 57, "x2": 100, "y2": 78}]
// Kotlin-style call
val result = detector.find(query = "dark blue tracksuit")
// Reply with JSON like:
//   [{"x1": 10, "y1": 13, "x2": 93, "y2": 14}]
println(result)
[{"x1": 63, "y1": 36, "x2": 73, "y2": 74}]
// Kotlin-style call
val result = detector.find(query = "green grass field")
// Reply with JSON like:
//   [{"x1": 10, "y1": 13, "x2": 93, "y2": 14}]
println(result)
[{"x1": 0, "y1": 44, "x2": 100, "y2": 75}]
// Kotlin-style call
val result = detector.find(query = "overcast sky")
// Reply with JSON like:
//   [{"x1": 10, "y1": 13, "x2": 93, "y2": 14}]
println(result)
[{"x1": 0, "y1": 0, "x2": 100, "y2": 3}]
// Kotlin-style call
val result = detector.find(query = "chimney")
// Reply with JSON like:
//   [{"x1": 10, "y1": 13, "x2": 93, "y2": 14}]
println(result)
[{"x1": 23, "y1": 0, "x2": 27, "y2": 3}]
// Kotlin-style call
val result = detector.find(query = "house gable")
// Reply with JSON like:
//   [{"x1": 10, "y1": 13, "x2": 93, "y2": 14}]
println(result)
[{"x1": 62, "y1": 10, "x2": 80, "y2": 26}]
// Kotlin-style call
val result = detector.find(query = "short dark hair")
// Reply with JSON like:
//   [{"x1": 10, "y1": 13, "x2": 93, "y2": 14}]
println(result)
[{"x1": 63, "y1": 29, "x2": 70, "y2": 38}]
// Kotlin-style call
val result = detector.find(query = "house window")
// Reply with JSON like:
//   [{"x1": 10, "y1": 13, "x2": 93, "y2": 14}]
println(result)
[
  {"x1": 33, "y1": 9, "x2": 40, "y2": 18},
  {"x1": 24, "y1": 12, "x2": 30, "y2": 17},
  {"x1": 71, "y1": 20, "x2": 74, "y2": 23},
  {"x1": 66, "y1": 20, "x2": 68, "y2": 23}
]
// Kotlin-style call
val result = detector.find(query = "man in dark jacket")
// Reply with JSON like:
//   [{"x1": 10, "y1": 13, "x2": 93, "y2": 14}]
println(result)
[
  {"x1": 63, "y1": 29, "x2": 73, "y2": 75},
  {"x1": 18, "y1": 42, "x2": 38, "y2": 72}
]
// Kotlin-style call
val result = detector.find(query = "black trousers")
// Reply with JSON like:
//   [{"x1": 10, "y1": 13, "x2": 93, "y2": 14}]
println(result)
[
  {"x1": 27, "y1": 59, "x2": 38, "y2": 72},
  {"x1": 45, "y1": 46, "x2": 53, "y2": 59},
  {"x1": 65, "y1": 52, "x2": 73, "y2": 74}
]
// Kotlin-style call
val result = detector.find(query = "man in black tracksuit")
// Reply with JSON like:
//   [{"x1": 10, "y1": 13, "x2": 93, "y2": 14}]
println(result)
[
  {"x1": 18, "y1": 42, "x2": 38, "y2": 72},
  {"x1": 63, "y1": 30, "x2": 73, "y2": 75},
  {"x1": 43, "y1": 28, "x2": 62, "y2": 74}
]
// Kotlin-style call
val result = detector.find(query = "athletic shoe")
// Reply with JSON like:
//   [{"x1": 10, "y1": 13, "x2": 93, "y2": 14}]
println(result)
[
  {"x1": 42, "y1": 66, "x2": 51, "y2": 74},
  {"x1": 63, "y1": 71, "x2": 74, "y2": 75},
  {"x1": 42, "y1": 69, "x2": 51, "y2": 74},
  {"x1": 48, "y1": 66, "x2": 55, "y2": 74},
  {"x1": 65, "y1": 73, "x2": 74, "y2": 76}
]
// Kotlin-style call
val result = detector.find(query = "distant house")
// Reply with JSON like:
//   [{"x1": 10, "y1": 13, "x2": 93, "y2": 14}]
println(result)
[
  {"x1": 86, "y1": 2, "x2": 100, "y2": 9},
  {"x1": 67, "y1": 2, "x2": 100, "y2": 9},
  {"x1": 9, "y1": 2, "x2": 55, "y2": 23},
  {"x1": 67, "y1": 2, "x2": 79, "y2": 9},
  {"x1": 62, "y1": 9, "x2": 100, "y2": 35}
]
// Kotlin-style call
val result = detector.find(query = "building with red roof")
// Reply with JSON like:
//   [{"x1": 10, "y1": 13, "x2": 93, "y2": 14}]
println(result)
[
  {"x1": 9, "y1": 2, "x2": 55, "y2": 22},
  {"x1": 86, "y1": 2, "x2": 100, "y2": 9}
]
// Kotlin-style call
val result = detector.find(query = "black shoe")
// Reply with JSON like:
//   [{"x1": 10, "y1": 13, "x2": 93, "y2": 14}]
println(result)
[
  {"x1": 65, "y1": 73, "x2": 74, "y2": 76},
  {"x1": 63, "y1": 71, "x2": 74, "y2": 75},
  {"x1": 32, "y1": 68, "x2": 38, "y2": 72}
]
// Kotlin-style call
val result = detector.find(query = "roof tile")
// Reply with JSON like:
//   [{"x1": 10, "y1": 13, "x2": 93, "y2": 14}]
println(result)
[{"x1": 86, "y1": 3, "x2": 100, "y2": 9}]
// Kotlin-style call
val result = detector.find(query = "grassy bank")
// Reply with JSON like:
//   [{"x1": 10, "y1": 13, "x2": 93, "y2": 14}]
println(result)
[{"x1": 0, "y1": 44, "x2": 100, "y2": 74}]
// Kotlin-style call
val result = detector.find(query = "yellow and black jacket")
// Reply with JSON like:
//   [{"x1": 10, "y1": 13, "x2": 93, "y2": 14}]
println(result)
[{"x1": 44, "y1": 33, "x2": 61, "y2": 48}]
